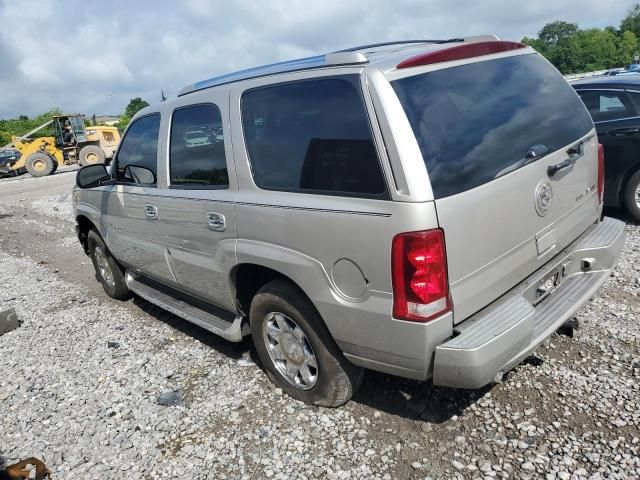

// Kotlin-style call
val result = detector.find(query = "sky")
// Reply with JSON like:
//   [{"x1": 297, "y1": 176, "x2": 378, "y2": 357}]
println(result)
[{"x1": 0, "y1": 0, "x2": 637, "y2": 119}]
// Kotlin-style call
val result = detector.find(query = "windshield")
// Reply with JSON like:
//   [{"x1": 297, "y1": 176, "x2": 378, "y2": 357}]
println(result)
[{"x1": 392, "y1": 53, "x2": 593, "y2": 198}]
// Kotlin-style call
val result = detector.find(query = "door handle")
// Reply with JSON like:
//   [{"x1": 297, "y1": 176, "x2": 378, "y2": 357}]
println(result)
[
  {"x1": 608, "y1": 127, "x2": 640, "y2": 137},
  {"x1": 144, "y1": 204, "x2": 158, "y2": 220},
  {"x1": 207, "y1": 212, "x2": 226, "y2": 231},
  {"x1": 547, "y1": 143, "x2": 583, "y2": 177}
]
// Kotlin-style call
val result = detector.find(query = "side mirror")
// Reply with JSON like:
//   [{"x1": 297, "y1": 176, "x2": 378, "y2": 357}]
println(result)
[
  {"x1": 124, "y1": 165, "x2": 156, "y2": 185},
  {"x1": 76, "y1": 164, "x2": 109, "y2": 189}
]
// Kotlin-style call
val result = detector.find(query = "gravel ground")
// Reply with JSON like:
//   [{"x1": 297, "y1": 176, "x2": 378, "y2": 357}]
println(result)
[{"x1": 0, "y1": 176, "x2": 638, "y2": 479}]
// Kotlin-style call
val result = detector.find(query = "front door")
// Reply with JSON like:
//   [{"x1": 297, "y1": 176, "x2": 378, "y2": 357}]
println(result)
[
  {"x1": 102, "y1": 113, "x2": 175, "y2": 284},
  {"x1": 158, "y1": 96, "x2": 238, "y2": 312}
]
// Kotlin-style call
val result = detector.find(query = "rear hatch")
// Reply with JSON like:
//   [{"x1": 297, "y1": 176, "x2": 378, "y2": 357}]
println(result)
[{"x1": 392, "y1": 52, "x2": 599, "y2": 323}]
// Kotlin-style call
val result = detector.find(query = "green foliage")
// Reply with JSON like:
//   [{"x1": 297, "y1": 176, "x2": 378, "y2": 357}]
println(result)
[
  {"x1": 621, "y1": 4, "x2": 640, "y2": 38},
  {"x1": 618, "y1": 30, "x2": 639, "y2": 66},
  {"x1": 114, "y1": 97, "x2": 150, "y2": 130},
  {"x1": 522, "y1": 8, "x2": 640, "y2": 74},
  {"x1": 0, "y1": 109, "x2": 62, "y2": 146},
  {"x1": 124, "y1": 97, "x2": 150, "y2": 118},
  {"x1": 538, "y1": 21, "x2": 579, "y2": 46}
]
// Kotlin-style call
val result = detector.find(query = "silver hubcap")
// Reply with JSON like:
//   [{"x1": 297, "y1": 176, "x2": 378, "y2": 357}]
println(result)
[
  {"x1": 635, "y1": 185, "x2": 640, "y2": 209},
  {"x1": 263, "y1": 312, "x2": 318, "y2": 390},
  {"x1": 94, "y1": 245, "x2": 115, "y2": 287}
]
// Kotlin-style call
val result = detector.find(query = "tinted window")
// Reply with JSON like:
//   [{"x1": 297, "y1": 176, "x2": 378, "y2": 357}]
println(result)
[
  {"x1": 577, "y1": 90, "x2": 636, "y2": 122},
  {"x1": 241, "y1": 77, "x2": 386, "y2": 197},
  {"x1": 115, "y1": 114, "x2": 160, "y2": 184},
  {"x1": 170, "y1": 104, "x2": 228, "y2": 187},
  {"x1": 393, "y1": 54, "x2": 593, "y2": 198},
  {"x1": 628, "y1": 91, "x2": 640, "y2": 110}
]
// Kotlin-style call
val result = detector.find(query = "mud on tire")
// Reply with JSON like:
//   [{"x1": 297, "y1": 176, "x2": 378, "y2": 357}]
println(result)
[{"x1": 250, "y1": 279, "x2": 363, "y2": 407}]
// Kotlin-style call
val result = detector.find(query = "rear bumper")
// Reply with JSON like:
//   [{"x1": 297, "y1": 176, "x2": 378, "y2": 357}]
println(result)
[{"x1": 432, "y1": 216, "x2": 626, "y2": 389}]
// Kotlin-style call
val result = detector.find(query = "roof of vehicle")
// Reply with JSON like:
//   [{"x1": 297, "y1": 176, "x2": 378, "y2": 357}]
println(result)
[
  {"x1": 571, "y1": 75, "x2": 640, "y2": 89},
  {"x1": 177, "y1": 35, "x2": 519, "y2": 96}
]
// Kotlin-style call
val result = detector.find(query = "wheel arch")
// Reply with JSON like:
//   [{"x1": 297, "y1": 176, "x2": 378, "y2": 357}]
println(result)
[
  {"x1": 617, "y1": 162, "x2": 640, "y2": 207},
  {"x1": 75, "y1": 211, "x2": 104, "y2": 254},
  {"x1": 231, "y1": 263, "x2": 318, "y2": 317},
  {"x1": 76, "y1": 214, "x2": 97, "y2": 254}
]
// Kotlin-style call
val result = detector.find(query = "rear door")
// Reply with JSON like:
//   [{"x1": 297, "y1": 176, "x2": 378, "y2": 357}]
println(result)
[
  {"x1": 158, "y1": 97, "x2": 238, "y2": 312},
  {"x1": 576, "y1": 88, "x2": 640, "y2": 205},
  {"x1": 392, "y1": 53, "x2": 599, "y2": 322}
]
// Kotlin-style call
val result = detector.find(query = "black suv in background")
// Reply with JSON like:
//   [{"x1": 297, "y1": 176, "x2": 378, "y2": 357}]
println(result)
[{"x1": 573, "y1": 76, "x2": 640, "y2": 221}]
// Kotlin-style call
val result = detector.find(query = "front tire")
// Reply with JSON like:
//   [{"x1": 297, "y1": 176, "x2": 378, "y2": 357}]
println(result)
[
  {"x1": 250, "y1": 280, "x2": 363, "y2": 407},
  {"x1": 79, "y1": 145, "x2": 106, "y2": 166},
  {"x1": 25, "y1": 152, "x2": 56, "y2": 177},
  {"x1": 87, "y1": 230, "x2": 130, "y2": 300},
  {"x1": 623, "y1": 170, "x2": 640, "y2": 222}
]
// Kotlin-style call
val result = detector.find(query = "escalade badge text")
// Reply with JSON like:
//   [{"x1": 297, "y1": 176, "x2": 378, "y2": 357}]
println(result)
[{"x1": 535, "y1": 182, "x2": 553, "y2": 217}]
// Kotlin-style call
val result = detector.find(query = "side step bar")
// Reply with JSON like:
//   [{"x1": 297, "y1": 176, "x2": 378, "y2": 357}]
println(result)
[{"x1": 125, "y1": 272, "x2": 244, "y2": 342}]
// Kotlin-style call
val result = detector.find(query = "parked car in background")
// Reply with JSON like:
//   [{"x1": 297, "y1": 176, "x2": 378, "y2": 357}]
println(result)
[
  {"x1": 573, "y1": 76, "x2": 640, "y2": 221},
  {"x1": 73, "y1": 37, "x2": 625, "y2": 407},
  {"x1": 0, "y1": 148, "x2": 21, "y2": 175},
  {"x1": 616, "y1": 64, "x2": 640, "y2": 76},
  {"x1": 603, "y1": 68, "x2": 625, "y2": 76}
]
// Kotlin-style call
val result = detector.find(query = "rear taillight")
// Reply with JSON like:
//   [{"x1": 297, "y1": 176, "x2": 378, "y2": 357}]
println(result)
[
  {"x1": 391, "y1": 229, "x2": 450, "y2": 322},
  {"x1": 597, "y1": 144, "x2": 605, "y2": 203}
]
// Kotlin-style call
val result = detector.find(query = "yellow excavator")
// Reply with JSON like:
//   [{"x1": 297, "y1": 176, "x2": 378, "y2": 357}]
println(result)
[{"x1": 1, "y1": 114, "x2": 120, "y2": 177}]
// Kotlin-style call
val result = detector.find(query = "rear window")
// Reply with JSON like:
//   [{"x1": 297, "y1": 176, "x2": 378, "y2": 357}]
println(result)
[{"x1": 392, "y1": 54, "x2": 593, "y2": 198}]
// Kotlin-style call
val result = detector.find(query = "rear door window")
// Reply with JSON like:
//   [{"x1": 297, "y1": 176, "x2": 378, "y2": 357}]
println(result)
[
  {"x1": 392, "y1": 54, "x2": 593, "y2": 198},
  {"x1": 241, "y1": 76, "x2": 387, "y2": 197},
  {"x1": 170, "y1": 104, "x2": 228, "y2": 188},
  {"x1": 577, "y1": 90, "x2": 637, "y2": 122}
]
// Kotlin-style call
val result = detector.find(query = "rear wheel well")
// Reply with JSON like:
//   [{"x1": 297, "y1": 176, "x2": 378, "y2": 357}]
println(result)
[
  {"x1": 233, "y1": 264, "x2": 310, "y2": 316},
  {"x1": 619, "y1": 163, "x2": 640, "y2": 206}
]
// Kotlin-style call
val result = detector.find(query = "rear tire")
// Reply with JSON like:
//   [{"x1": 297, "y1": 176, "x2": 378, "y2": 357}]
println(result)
[
  {"x1": 25, "y1": 152, "x2": 56, "y2": 177},
  {"x1": 79, "y1": 145, "x2": 106, "y2": 166},
  {"x1": 623, "y1": 170, "x2": 640, "y2": 222},
  {"x1": 250, "y1": 279, "x2": 363, "y2": 407},
  {"x1": 87, "y1": 229, "x2": 130, "y2": 300}
]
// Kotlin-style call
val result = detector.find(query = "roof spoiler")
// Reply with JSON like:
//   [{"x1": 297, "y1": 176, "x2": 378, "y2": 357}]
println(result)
[{"x1": 396, "y1": 40, "x2": 525, "y2": 70}]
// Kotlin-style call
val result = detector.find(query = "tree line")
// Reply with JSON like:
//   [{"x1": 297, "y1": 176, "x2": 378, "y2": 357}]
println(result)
[
  {"x1": 0, "y1": 98, "x2": 149, "y2": 147},
  {"x1": 522, "y1": 4, "x2": 640, "y2": 74}
]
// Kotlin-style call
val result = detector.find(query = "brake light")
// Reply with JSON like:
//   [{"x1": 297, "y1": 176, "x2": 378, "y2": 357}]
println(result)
[
  {"x1": 396, "y1": 41, "x2": 526, "y2": 69},
  {"x1": 391, "y1": 229, "x2": 450, "y2": 322},
  {"x1": 597, "y1": 143, "x2": 605, "y2": 203}
]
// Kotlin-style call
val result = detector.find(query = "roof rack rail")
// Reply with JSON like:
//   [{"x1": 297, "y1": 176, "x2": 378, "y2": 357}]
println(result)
[
  {"x1": 336, "y1": 39, "x2": 463, "y2": 52},
  {"x1": 178, "y1": 35, "x2": 501, "y2": 97},
  {"x1": 179, "y1": 51, "x2": 369, "y2": 97},
  {"x1": 335, "y1": 36, "x2": 499, "y2": 53}
]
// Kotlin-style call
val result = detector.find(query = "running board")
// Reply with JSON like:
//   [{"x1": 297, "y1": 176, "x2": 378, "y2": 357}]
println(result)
[{"x1": 125, "y1": 272, "x2": 244, "y2": 342}]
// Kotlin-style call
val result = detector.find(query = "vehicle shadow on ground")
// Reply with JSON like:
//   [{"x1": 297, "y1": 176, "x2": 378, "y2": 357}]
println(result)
[
  {"x1": 352, "y1": 370, "x2": 492, "y2": 423},
  {"x1": 603, "y1": 206, "x2": 637, "y2": 225},
  {"x1": 131, "y1": 296, "x2": 253, "y2": 360},
  {"x1": 351, "y1": 352, "x2": 548, "y2": 422}
]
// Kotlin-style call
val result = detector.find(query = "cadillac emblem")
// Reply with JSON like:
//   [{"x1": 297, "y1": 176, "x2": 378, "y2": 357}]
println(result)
[{"x1": 535, "y1": 181, "x2": 553, "y2": 216}]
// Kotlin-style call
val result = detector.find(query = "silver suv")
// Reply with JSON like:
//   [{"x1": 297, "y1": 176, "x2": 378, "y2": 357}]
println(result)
[{"x1": 73, "y1": 37, "x2": 626, "y2": 406}]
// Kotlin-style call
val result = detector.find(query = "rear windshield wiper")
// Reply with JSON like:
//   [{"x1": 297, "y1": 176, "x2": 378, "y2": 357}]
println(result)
[
  {"x1": 494, "y1": 144, "x2": 549, "y2": 178},
  {"x1": 523, "y1": 144, "x2": 550, "y2": 166}
]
